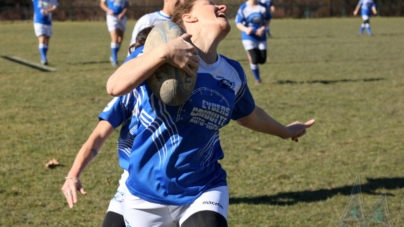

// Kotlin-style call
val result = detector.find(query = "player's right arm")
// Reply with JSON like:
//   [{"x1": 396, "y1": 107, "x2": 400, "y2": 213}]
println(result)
[
  {"x1": 353, "y1": 1, "x2": 361, "y2": 15},
  {"x1": 61, "y1": 120, "x2": 114, "y2": 208},
  {"x1": 107, "y1": 34, "x2": 199, "y2": 96},
  {"x1": 100, "y1": 0, "x2": 113, "y2": 15}
]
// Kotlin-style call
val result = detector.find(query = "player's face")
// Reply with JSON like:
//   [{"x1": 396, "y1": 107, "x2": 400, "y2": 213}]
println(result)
[{"x1": 190, "y1": 0, "x2": 230, "y2": 35}]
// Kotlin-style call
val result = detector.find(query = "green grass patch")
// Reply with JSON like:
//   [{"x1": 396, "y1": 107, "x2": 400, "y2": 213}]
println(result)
[{"x1": 0, "y1": 18, "x2": 403, "y2": 226}]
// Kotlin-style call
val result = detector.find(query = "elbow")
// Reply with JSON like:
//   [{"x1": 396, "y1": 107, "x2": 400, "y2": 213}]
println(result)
[{"x1": 106, "y1": 80, "x2": 120, "y2": 97}]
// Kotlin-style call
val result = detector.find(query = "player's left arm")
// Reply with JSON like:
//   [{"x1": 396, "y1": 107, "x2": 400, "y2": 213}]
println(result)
[
  {"x1": 237, "y1": 106, "x2": 315, "y2": 142},
  {"x1": 118, "y1": 1, "x2": 129, "y2": 20},
  {"x1": 372, "y1": 5, "x2": 377, "y2": 15},
  {"x1": 270, "y1": 5, "x2": 275, "y2": 13},
  {"x1": 353, "y1": 4, "x2": 361, "y2": 15},
  {"x1": 42, "y1": 4, "x2": 58, "y2": 15}
]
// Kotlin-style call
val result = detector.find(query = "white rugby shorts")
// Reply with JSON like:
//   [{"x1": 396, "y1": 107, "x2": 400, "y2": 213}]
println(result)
[
  {"x1": 34, "y1": 23, "x2": 53, "y2": 37},
  {"x1": 106, "y1": 170, "x2": 129, "y2": 215},
  {"x1": 123, "y1": 186, "x2": 229, "y2": 227},
  {"x1": 106, "y1": 14, "x2": 127, "y2": 32},
  {"x1": 242, "y1": 39, "x2": 267, "y2": 51}
]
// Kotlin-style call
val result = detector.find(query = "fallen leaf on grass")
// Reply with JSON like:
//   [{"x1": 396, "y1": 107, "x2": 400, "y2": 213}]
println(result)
[{"x1": 45, "y1": 158, "x2": 60, "y2": 168}]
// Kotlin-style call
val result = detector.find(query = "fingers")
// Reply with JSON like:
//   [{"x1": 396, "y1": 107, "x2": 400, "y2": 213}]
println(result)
[
  {"x1": 62, "y1": 188, "x2": 75, "y2": 208},
  {"x1": 304, "y1": 119, "x2": 315, "y2": 128},
  {"x1": 180, "y1": 33, "x2": 193, "y2": 43}
]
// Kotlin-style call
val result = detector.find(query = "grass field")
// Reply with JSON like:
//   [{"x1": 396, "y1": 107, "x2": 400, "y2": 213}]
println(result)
[{"x1": 1, "y1": 17, "x2": 404, "y2": 226}]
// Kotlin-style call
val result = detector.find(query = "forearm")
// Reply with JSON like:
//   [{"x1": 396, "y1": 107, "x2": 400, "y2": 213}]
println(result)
[
  {"x1": 66, "y1": 143, "x2": 99, "y2": 178},
  {"x1": 106, "y1": 47, "x2": 167, "y2": 96},
  {"x1": 120, "y1": 3, "x2": 129, "y2": 16},
  {"x1": 66, "y1": 121, "x2": 114, "y2": 178},
  {"x1": 237, "y1": 106, "x2": 290, "y2": 138},
  {"x1": 236, "y1": 23, "x2": 248, "y2": 33},
  {"x1": 48, "y1": 5, "x2": 57, "y2": 13}
]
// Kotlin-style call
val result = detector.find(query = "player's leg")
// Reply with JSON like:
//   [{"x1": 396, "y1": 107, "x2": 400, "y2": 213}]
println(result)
[
  {"x1": 101, "y1": 170, "x2": 128, "y2": 227},
  {"x1": 360, "y1": 15, "x2": 369, "y2": 35},
  {"x1": 101, "y1": 211, "x2": 125, "y2": 227},
  {"x1": 109, "y1": 30, "x2": 120, "y2": 66},
  {"x1": 179, "y1": 186, "x2": 229, "y2": 227},
  {"x1": 257, "y1": 40, "x2": 267, "y2": 65},
  {"x1": 364, "y1": 19, "x2": 372, "y2": 36},
  {"x1": 122, "y1": 191, "x2": 176, "y2": 227},
  {"x1": 34, "y1": 23, "x2": 52, "y2": 65},
  {"x1": 106, "y1": 14, "x2": 120, "y2": 66},
  {"x1": 242, "y1": 40, "x2": 261, "y2": 84},
  {"x1": 247, "y1": 49, "x2": 262, "y2": 84}
]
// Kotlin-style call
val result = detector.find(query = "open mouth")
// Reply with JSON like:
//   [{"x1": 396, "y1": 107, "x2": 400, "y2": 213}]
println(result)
[{"x1": 217, "y1": 12, "x2": 226, "y2": 18}]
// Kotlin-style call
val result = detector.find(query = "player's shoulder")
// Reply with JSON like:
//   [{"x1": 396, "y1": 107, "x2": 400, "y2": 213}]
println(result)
[{"x1": 219, "y1": 55, "x2": 245, "y2": 76}]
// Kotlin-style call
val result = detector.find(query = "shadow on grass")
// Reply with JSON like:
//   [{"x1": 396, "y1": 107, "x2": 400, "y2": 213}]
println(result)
[
  {"x1": 276, "y1": 78, "x2": 384, "y2": 85},
  {"x1": 230, "y1": 177, "x2": 404, "y2": 206},
  {"x1": 2, "y1": 56, "x2": 55, "y2": 72},
  {"x1": 68, "y1": 60, "x2": 111, "y2": 65}
]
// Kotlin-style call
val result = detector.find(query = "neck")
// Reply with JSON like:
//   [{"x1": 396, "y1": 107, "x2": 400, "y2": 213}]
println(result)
[{"x1": 190, "y1": 29, "x2": 223, "y2": 64}]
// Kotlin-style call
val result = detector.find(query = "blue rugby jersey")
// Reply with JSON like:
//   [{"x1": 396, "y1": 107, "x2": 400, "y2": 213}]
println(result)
[
  {"x1": 32, "y1": 0, "x2": 58, "y2": 25},
  {"x1": 235, "y1": 2, "x2": 271, "y2": 42},
  {"x1": 104, "y1": 0, "x2": 129, "y2": 15},
  {"x1": 358, "y1": 0, "x2": 376, "y2": 17},
  {"x1": 97, "y1": 46, "x2": 142, "y2": 170},
  {"x1": 98, "y1": 96, "x2": 135, "y2": 170},
  {"x1": 125, "y1": 54, "x2": 256, "y2": 205}
]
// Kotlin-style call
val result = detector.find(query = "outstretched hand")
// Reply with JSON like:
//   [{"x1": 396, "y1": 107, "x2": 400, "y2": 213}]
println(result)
[
  {"x1": 286, "y1": 119, "x2": 315, "y2": 142},
  {"x1": 163, "y1": 33, "x2": 200, "y2": 77},
  {"x1": 61, "y1": 178, "x2": 87, "y2": 208}
]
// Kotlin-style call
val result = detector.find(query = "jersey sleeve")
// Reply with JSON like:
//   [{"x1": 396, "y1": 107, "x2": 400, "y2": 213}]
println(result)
[
  {"x1": 99, "y1": 96, "x2": 134, "y2": 128},
  {"x1": 130, "y1": 15, "x2": 152, "y2": 47},
  {"x1": 234, "y1": 5, "x2": 245, "y2": 24},
  {"x1": 230, "y1": 61, "x2": 255, "y2": 120}
]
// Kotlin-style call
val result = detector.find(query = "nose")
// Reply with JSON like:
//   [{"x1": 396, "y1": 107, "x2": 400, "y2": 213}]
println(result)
[{"x1": 217, "y1": 5, "x2": 227, "y2": 13}]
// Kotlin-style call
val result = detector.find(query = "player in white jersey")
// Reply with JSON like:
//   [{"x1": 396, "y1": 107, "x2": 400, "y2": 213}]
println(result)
[
  {"x1": 61, "y1": 28, "x2": 151, "y2": 227},
  {"x1": 235, "y1": 0, "x2": 271, "y2": 84},
  {"x1": 260, "y1": 0, "x2": 275, "y2": 36},
  {"x1": 128, "y1": 0, "x2": 180, "y2": 55},
  {"x1": 353, "y1": 0, "x2": 377, "y2": 36},
  {"x1": 32, "y1": 0, "x2": 58, "y2": 65},
  {"x1": 106, "y1": 0, "x2": 315, "y2": 226},
  {"x1": 100, "y1": 0, "x2": 129, "y2": 66}
]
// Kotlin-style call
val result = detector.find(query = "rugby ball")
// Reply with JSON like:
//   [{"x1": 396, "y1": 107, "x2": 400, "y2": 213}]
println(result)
[{"x1": 143, "y1": 21, "x2": 197, "y2": 106}]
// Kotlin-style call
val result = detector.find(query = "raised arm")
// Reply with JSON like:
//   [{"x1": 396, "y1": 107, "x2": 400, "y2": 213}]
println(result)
[
  {"x1": 106, "y1": 33, "x2": 199, "y2": 96},
  {"x1": 61, "y1": 120, "x2": 114, "y2": 208},
  {"x1": 237, "y1": 106, "x2": 315, "y2": 142}
]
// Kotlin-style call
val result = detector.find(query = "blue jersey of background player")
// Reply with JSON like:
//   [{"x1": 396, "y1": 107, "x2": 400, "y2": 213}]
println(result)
[
  {"x1": 235, "y1": 0, "x2": 271, "y2": 84},
  {"x1": 353, "y1": 0, "x2": 377, "y2": 36},
  {"x1": 32, "y1": 0, "x2": 58, "y2": 65},
  {"x1": 100, "y1": 0, "x2": 129, "y2": 66},
  {"x1": 260, "y1": 0, "x2": 275, "y2": 36},
  {"x1": 235, "y1": 2, "x2": 271, "y2": 42}
]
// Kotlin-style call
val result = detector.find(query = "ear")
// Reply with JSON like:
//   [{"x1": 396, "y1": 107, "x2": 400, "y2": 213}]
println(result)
[{"x1": 182, "y1": 13, "x2": 198, "y2": 23}]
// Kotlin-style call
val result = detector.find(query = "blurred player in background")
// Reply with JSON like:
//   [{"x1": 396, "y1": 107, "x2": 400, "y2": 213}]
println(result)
[
  {"x1": 353, "y1": 0, "x2": 377, "y2": 36},
  {"x1": 32, "y1": 0, "x2": 58, "y2": 65},
  {"x1": 260, "y1": 0, "x2": 275, "y2": 37},
  {"x1": 100, "y1": 0, "x2": 129, "y2": 66},
  {"x1": 61, "y1": 27, "x2": 152, "y2": 227},
  {"x1": 235, "y1": 0, "x2": 271, "y2": 84},
  {"x1": 128, "y1": 0, "x2": 180, "y2": 54}
]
